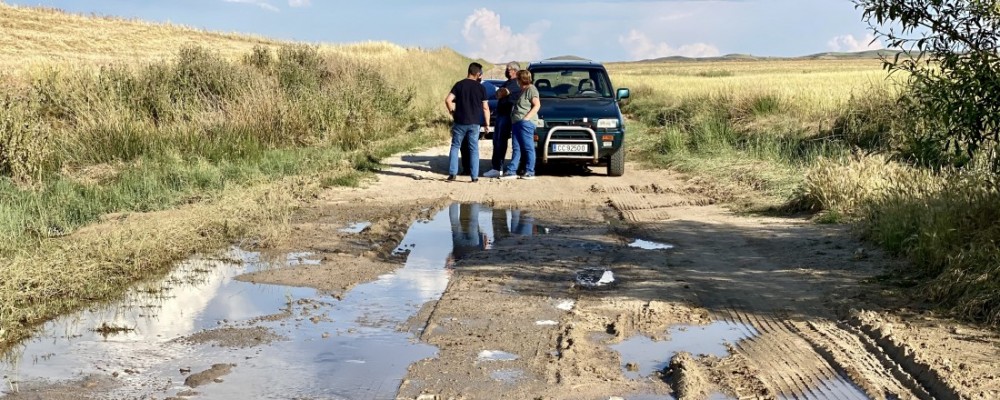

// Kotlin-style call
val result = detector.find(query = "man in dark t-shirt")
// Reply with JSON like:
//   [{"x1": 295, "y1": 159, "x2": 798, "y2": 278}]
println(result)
[{"x1": 444, "y1": 62, "x2": 489, "y2": 182}]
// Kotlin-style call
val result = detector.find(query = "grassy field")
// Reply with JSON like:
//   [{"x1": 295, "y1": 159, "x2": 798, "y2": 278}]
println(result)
[
  {"x1": 610, "y1": 58, "x2": 1000, "y2": 325},
  {"x1": 608, "y1": 58, "x2": 895, "y2": 207},
  {"x1": 0, "y1": 3, "x2": 472, "y2": 346}
]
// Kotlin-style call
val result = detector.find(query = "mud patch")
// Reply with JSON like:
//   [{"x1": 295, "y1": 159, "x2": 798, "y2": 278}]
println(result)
[
  {"x1": 490, "y1": 368, "x2": 525, "y2": 383},
  {"x1": 178, "y1": 327, "x2": 284, "y2": 349},
  {"x1": 184, "y1": 363, "x2": 234, "y2": 388},
  {"x1": 575, "y1": 268, "x2": 616, "y2": 289}
]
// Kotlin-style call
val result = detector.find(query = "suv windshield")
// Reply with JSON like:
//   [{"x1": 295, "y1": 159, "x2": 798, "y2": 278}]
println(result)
[{"x1": 530, "y1": 68, "x2": 613, "y2": 99}]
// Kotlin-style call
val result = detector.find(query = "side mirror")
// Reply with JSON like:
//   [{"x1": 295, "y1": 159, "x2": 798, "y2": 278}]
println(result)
[{"x1": 616, "y1": 88, "x2": 630, "y2": 101}]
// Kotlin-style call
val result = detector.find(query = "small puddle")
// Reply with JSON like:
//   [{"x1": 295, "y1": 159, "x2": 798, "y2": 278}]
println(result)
[
  {"x1": 629, "y1": 239, "x2": 675, "y2": 250},
  {"x1": 285, "y1": 251, "x2": 322, "y2": 266},
  {"x1": 780, "y1": 377, "x2": 870, "y2": 400},
  {"x1": 611, "y1": 321, "x2": 758, "y2": 379},
  {"x1": 612, "y1": 322, "x2": 870, "y2": 400},
  {"x1": 338, "y1": 221, "x2": 372, "y2": 234},
  {"x1": 2, "y1": 203, "x2": 528, "y2": 399},
  {"x1": 624, "y1": 394, "x2": 732, "y2": 400},
  {"x1": 490, "y1": 368, "x2": 525, "y2": 383},
  {"x1": 476, "y1": 350, "x2": 519, "y2": 362}
]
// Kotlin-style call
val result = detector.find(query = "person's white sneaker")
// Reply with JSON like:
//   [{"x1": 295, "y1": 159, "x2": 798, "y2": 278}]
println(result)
[
  {"x1": 499, "y1": 173, "x2": 518, "y2": 180},
  {"x1": 519, "y1": 174, "x2": 536, "y2": 180},
  {"x1": 483, "y1": 169, "x2": 502, "y2": 178}
]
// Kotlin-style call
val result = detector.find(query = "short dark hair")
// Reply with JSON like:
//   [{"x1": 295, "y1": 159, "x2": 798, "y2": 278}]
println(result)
[{"x1": 468, "y1": 62, "x2": 483, "y2": 76}]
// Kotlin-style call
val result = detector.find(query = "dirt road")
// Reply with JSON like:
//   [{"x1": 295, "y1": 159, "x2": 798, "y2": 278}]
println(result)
[{"x1": 4, "y1": 142, "x2": 998, "y2": 400}]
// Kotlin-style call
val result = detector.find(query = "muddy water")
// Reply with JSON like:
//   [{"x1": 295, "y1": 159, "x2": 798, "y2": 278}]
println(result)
[
  {"x1": 1, "y1": 203, "x2": 547, "y2": 399},
  {"x1": 612, "y1": 321, "x2": 758, "y2": 380}
]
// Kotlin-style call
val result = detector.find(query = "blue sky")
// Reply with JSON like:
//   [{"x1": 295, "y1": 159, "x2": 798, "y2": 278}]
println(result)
[{"x1": 6, "y1": 0, "x2": 883, "y2": 61}]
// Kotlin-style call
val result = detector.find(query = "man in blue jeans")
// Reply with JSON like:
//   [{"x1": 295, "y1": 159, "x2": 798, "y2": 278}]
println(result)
[{"x1": 444, "y1": 63, "x2": 490, "y2": 182}]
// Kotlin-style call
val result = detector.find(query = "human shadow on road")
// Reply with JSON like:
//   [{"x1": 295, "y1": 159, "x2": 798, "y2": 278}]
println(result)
[{"x1": 444, "y1": 206, "x2": 894, "y2": 322}]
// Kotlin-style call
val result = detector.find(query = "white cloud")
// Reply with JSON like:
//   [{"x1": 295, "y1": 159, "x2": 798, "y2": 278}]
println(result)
[
  {"x1": 827, "y1": 34, "x2": 884, "y2": 52},
  {"x1": 287, "y1": 0, "x2": 310, "y2": 7},
  {"x1": 462, "y1": 8, "x2": 548, "y2": 62},
  {"x1": 222, "y1": 0, "x2": 279, "y2": 12},
  {"x1": 618, "y1": 29, "x2": 720, "y2": 60},
  {"x1": 657, "y1": 12, "x2": 695, "y2": 22}
]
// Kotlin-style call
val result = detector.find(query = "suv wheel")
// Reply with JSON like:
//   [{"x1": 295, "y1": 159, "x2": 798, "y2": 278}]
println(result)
[{"x1": 607, "y1": 148, "x2": 625, "y2": 177}]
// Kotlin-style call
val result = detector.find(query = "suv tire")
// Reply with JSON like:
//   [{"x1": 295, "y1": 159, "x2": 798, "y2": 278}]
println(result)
[{"x1": 607, "y1": 147, "x2": 625, "y2": 177}]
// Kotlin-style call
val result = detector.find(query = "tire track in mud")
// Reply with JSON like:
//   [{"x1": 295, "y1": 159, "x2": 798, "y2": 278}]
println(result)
[
  {"x1": 601, "y1": 184, "x2": 712, "y2": 223},
  {"x1": 789, "y1": 320, "x2": 932, "y2": 400},
  {"x1": 845, "y1": 313, "x2": 963, "y2": 400},
  {"x1": 725, "y1": 309, "x2": 854, "y2": 399},
  {"x1": 714, "y1": 306, "x2": 957, "y2": 400},
  {"x1": 596, "y1": 178, "x2": 941, "y2": 400}
]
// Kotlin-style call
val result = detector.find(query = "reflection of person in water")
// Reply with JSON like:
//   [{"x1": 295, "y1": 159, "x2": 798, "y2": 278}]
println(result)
[
  {"x1": 449, "y1": 203, "x2": 487, "y2": 260},
  {"x1": 509, "y1": 209, "x2": 535, "y2": 236}
]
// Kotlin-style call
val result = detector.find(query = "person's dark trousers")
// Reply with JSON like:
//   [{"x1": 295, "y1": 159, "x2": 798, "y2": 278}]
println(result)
[
  {"x1": 505, "y1": 120, "x2": 536, "y2": 176},
  {"x1": 492, "y1": 115, "x2": 512, "y2": 171},
  {"x1": 449, "y1": 124, "x2": 480, "y2": 179}
]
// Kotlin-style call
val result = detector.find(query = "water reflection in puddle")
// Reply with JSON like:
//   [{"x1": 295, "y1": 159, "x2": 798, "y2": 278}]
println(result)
[
  {"x1": 285, "y1": 251, "x2": 322, "y2": 266},
  {"x1": 629, "y1": 239, "x2": 675, "y2": 250},
  {"x1": 394, "y1": 203, "x2": 546, "y2": 256},
  {"x1": 611, "y1": 321, "x2": 758, "y2": 380},
  {"x1": 3, "y1": 203, "x2": 529, "y2": 399}
]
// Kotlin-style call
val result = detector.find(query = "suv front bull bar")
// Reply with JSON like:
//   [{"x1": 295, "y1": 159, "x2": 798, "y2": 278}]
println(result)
[{"x1": 541, "y1": 126, "x2": 600, "y2": 163}]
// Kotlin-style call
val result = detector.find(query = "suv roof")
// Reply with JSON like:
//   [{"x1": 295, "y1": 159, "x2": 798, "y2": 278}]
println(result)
[{"x1": 528, "y1": 60, "x2": 605, "y2": 69}]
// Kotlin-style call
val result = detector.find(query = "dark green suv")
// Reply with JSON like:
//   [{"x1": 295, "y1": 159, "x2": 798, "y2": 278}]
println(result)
[{"x1": 527, "y1": 60, "x2": 630, "y2": 176}]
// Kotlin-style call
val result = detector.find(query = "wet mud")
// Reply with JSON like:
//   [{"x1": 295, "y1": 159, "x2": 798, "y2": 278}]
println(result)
[{"x1": 4, "y1": 142, "x2": 999, "y2": 399}]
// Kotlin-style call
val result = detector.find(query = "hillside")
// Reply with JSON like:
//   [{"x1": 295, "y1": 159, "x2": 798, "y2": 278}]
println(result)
[
  {"x1": 0, "y1": 2, "x2": 286, "y2": 70},
  {"x1": 638, "y1": 49, "x2": 904, "y2": 63}
]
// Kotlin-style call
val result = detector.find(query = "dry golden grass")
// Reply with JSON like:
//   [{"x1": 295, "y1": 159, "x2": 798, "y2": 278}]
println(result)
[
  {"x1": 0, "y1": 3, "x2": 472, "y2": 348},
  {"x1": 0, "y1": 2, "x2": 280, "y2": 70},
  {"x1": 0, "y1": 2, "x2": 470, "y2": 116},
  {"x1": 608, "y1": 59, "x2": 894, "y2": 116}
]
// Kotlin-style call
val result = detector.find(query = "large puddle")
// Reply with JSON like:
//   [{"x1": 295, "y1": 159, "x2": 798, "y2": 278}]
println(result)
[{"x1": 1, "y1": 203, "x2": 544, "y2": 399}]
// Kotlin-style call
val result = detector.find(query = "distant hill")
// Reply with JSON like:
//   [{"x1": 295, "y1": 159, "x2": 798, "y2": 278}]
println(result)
[
  {"x1": 546, "y1": 55, "x2": 590, "y2": 61},
  {"x1": 801, "y1": 49, "x2": 904, "y2": 60},
  {"x1": 633, "y1": 49, "x2": 905, "y2": 63}
]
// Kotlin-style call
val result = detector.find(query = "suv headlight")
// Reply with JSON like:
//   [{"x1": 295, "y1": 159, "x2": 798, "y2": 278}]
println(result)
[{"x1": 596, "y1": 119, "x2": 618, "y2": 129}]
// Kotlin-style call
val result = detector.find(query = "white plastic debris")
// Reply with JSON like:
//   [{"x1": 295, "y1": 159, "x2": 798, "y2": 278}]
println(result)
[
  {"x1": 597, "y1": 270, "x2": 615, "y2": 285},
  {"x1": 555, "y1": 300, "x2": 575, "y2": 311},
  {"x1": 628, "y1": 239, "x2": 674, "y2": 250},
  {"x1": 535, "y1": 320, "x2": 558, "y2": 326}
]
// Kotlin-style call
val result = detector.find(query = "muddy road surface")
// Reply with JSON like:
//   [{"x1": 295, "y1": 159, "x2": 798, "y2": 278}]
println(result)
[{"x1": 3, "y1": 142, "x2": 998, "y2": 400}]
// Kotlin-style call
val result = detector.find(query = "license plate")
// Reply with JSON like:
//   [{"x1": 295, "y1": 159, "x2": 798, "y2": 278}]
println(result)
[{"x1": 552, "y1": 144, "x2": 588, "y2": 153}]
